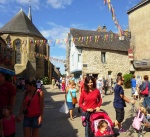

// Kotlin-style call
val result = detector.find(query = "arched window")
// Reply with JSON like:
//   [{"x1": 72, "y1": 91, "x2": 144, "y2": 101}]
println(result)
[{"x1": 14, "y1": 39, "x2": 21, "y2": 64}]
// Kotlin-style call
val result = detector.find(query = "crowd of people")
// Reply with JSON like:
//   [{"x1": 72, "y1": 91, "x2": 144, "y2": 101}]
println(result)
[{"x1": 1, "y1": 70, "x2": 150, "y2": 137}]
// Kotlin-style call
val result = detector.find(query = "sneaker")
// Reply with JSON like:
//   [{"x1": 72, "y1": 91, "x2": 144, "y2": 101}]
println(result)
[{"x1": 119, "y1": 128, "x2": 126, "y2": 133}]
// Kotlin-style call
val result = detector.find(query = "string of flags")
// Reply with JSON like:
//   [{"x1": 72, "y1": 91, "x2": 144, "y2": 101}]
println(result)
[
  {"x1": 5, "y1": 33, "x2": 129, "y2": 47},
  {"x1": 104, "y1": 0, "x2": 123, "y2": 36}
]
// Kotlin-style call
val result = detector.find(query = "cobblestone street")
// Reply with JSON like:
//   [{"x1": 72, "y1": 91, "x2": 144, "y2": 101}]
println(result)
[{"x1": 14, "y1": 85, "x2": 150, "y2": 137}]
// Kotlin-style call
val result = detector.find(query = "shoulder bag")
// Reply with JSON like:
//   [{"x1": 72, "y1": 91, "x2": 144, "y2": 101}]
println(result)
[
  {"x1": 70, "y1": 91, "x2": 78, "y2": 104},
  {"x1": 140, "y1": 82, "x2": 149, "y2": 95}
]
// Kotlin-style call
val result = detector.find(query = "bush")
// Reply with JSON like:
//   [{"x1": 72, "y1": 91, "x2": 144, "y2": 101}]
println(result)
[
  {"x1": 123, "y1": 74, "x2": 133, "y2": 88},
  {"x1": 42, "y1": 76, "x2": 49, "y2": 85}
]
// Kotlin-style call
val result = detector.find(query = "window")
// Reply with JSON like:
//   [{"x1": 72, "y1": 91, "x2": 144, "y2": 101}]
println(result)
[
  {"x1": 72, "y1": 54, "x2": 74, "y2": 66},
  {"x1": 101, "y1": 52, "x2": 106, "y2": 63},
  {"x1": 78, "y1": 54, "x2": 81, "y2": 63},
  {"x1": 14, "y1": 39, "x2": 21, "y2": 64}
]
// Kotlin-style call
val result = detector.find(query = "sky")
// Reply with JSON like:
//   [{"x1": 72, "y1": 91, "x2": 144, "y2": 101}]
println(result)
[{"x1": 0, "y1": 0, "x2": 141, "y2": 74}]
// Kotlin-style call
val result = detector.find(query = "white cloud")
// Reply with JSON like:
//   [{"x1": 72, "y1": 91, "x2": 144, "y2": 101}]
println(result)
[
  {"x1": 40, "y1": 22, "x2": 70, "y2": 48},
  {"x1": 0, "y1": 0, "x2": 6, "y2": 4},
  {"x1": 46, "y1": 0, "x2": 73, "y2": 9}
]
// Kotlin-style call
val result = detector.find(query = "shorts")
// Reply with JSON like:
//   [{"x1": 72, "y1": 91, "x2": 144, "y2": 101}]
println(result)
[
  {"x1": 67, "y1": 102, "x2": 75, "y2": 110},
  {"x1": 115, "y1": 108, "x2": 124, "y2": 123},
  {"x1": 23, "y1": 115, "x2": 42, "y2": 128},
  {"x1": 132, "y1": 87, "x2": 136, "y2": 94}
]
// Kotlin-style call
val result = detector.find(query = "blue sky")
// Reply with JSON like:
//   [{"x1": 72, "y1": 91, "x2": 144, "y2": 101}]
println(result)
[{"x1": 0, "y1": 0, "x2": 141, "y2": 74}]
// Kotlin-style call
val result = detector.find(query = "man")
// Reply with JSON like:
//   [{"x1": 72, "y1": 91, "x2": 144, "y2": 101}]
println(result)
[
  {"x1": 113, "y1": 76, "x2": 135, "y2": 132},
  {"x1": 131, "y1": 74, "x2": 136, "y2": 97},
  {"x1": 0, "y1": 72, "x2": 16, "y2": 118}
]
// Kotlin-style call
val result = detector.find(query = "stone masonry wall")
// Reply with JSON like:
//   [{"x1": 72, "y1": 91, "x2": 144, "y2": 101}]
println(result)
[
  {"x1": 129, "y1": 3, "x2": 150, "y2": 77},
  {"x1": 82, "y1": 48, "x2": 130, "y2": 78}
]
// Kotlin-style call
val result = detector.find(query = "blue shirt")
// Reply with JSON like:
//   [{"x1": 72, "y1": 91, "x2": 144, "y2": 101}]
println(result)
[
  {"x1": 140, "y1": 81, "x2": 150, "y2": 92},
  {"x1": 113, "y1": 84, "x2": 126, "y2": 108},
  {"x1": 131, "y1": 78, "x2": 136, "y2": 87},
  {"x1": 66, "y1": 88, "x2": 77, "y2": 102}
]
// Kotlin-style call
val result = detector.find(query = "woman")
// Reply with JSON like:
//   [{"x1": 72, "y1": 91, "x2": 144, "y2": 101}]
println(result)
[
  {"x1": 140, "y1": 75, "x2": 150, "y2": 108},
  {"x1": 18, "y1": 79, "x2": 44, "y2": 137},
  {"x1": 65, "y1": 80, "x2": 77, "y2": 121},
  {"x1": 79, "y1": 76, "x2": 102, "y2": 137}
]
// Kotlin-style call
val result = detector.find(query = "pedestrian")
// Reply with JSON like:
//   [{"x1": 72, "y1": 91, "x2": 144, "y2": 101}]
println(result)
[
  {"x1": 130, "y1": 74, "x2": 136, "y2": 97},
  {"x1": 65, "y1": 81, "x2": 77, "y2": 121},
  {"x1": 18, "y1": 79, "x2": 44, "y2": 137},
  {"x1": 96, "y1": 77, "x2": 104, "y2": 97},
  {"x1": 0, "y1": 72, "x2": 16, "y2": 118},
  {"x1": 36, "y1": 80, "x2": 41, "y2": 89},
  {"x1": 0, "y1": 106, "x2": 18, "y2": 137},
  {"x1": 113, "y1": 76, "x2": 135, "y2": 132},
  {"x1": 52, "y1": 77, "x2": 55, "y2": 89},
  {"x1": 78, "y1": 74, "x2": 86, "y2": 113},
  {"x1": 139, "y1": 75, "x2": 150, "y2": 108},
  {"x1": 103, "y1": 78, "x2": 108, "y2": 95},
  {"x1": 61, "y1": 78, "x2": 66, "y2": 92},
  {"x1": 79, "y1": 76, "x2": 102, "y2": 137}
]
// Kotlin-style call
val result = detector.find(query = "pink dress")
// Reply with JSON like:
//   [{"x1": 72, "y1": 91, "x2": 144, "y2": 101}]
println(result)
[{"x1": 61, "y1": 82, "x2": 65, "y2": 92}]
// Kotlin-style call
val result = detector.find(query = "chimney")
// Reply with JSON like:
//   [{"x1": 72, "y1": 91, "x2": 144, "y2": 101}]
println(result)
[
  {"x1": 102, "y1": 25, "x2": 107, "y2": 32},
  {"x1": 28, "y1": 6, "x2": 32, "y2": 22}
]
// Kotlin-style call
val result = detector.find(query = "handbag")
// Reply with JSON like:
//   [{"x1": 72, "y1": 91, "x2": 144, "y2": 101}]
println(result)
[
  {"x1": 70, "y1": 91, "x2": 78, "y2": 104},
  {"x1": 132, "y1": 110, "x2": 144, "y2": 130},
  {"x1": 141, "y1": 82, "x2": 149, "y2": 95}
]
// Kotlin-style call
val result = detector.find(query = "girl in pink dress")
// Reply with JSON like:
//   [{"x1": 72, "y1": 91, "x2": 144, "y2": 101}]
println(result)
[
  {"x1": 0, "y1": 106, "x2": 17, "y2": 137},
  {"x1": 61, "y1": 78, "x2": 66, "y2": 92}
]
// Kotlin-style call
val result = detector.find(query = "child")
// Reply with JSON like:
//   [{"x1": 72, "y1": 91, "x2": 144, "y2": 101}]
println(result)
[
  {"x1": 95, "y1": 120, "x2": 110, "y2": 136},
  {"x1": 133, "y1": 85, "x2": 139, "y2": 100},
  {"x1": 0, "y1": 106, "x2": 17, "y2": 137}
]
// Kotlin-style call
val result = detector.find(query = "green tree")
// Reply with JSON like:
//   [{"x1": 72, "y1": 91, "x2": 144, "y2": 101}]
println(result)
[{"x1": 123, "y1": 74, "x2": 133, "y2": 88}]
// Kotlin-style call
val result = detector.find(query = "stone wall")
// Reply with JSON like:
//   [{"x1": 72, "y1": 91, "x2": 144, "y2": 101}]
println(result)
[
  {"x1": 1, "y1": 34, "x2": 48, "y2": 79},
  {"x1": 129, "y1": 3, "x2": 150, "y2": 76},
  {"x1": 82, "y1": 48, "x2": 130, "y2": 78}
]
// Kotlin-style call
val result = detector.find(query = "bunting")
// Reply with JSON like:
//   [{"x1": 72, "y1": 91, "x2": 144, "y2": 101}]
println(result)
[
  {"x1": 4, "y1": 32, "x2": 127, "y2": 47},
  {"x1": 104, "y1": 0, "x2": 123, "y2": 36}
]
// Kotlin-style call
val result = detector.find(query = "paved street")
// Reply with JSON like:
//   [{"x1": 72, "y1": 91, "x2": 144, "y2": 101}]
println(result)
[{"x1": 14, "y1": 85, "x2": 150, "y2": 137}]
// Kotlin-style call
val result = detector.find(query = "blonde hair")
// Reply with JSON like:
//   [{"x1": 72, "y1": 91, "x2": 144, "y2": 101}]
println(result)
[{"x1": 140, "y1": 107, "x2": 147, "y2": 115}]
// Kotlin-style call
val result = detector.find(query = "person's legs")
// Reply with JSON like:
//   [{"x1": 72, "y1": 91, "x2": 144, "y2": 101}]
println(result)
[
  {"x1": 24, "y1": 127, "x2": 31, "y2": 137},
  {"x1": 69, "y1": 109, "x2": 74, "y2": 120},
  {"x1": 32, "y1": 128, "x2": 39, "y2": 137},
  {"x1": 104, "y1": 87, "x2": 108, "y2": 95},
  {"x1": 114, "y1": 108, "x2": 125, "y2": 131}
]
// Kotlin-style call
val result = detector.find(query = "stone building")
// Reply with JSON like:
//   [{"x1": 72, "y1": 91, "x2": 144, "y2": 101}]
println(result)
[
  {"x1": 0, "y1": 7, "x2": 50, "y2": 79},
  {"x1": 66, "y1": 27, "x2": 130, "y2": 81},
  {"x1": 127, "y1": 0, "x2": 150, "y2": 77},
  {"x1": 0, "y1": 36, "x2": 15, "y2": 75}
]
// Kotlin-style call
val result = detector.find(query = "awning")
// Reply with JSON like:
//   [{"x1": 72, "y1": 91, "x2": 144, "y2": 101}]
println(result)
[{"x1": 0, "y1": 66, "x2": 15, "y2": 75}]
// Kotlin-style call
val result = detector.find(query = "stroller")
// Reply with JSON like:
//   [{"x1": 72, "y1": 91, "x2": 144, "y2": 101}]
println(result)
[{"x1": 82, "y1": 109, "x2": 119, "y2": 137}]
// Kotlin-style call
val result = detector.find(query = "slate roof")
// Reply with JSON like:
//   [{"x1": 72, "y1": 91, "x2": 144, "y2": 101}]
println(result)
[
  {"x1": 127, "y1": 0, "x2": 150, "y2": 14},
  {"x1": 0, "y1": 9, "x2": 45, "y2": 39},
  {"x1": 70, "y1": 28, "x2": 129, "y2": 52}
]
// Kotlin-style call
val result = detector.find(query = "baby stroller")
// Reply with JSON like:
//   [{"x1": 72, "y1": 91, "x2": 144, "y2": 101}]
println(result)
[{"x1": 82, "y1": 109, "x2": 119, "y2": 137}]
